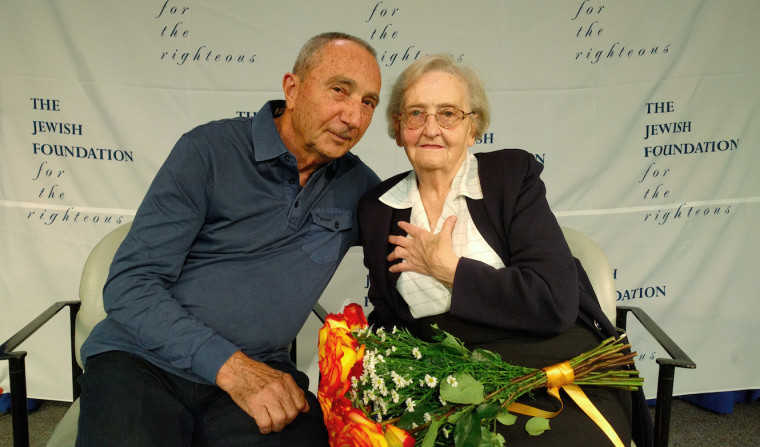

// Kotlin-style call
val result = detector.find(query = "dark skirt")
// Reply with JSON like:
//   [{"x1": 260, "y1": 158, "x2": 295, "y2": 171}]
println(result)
[{"x1": 417, "y1": 315, "x2": 633, "y2": 447}]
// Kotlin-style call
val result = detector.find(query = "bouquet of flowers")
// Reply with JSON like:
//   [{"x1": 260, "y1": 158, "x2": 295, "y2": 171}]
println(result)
[{"x1": 317, "y1": 304, "x2": 643, "y2": 447}]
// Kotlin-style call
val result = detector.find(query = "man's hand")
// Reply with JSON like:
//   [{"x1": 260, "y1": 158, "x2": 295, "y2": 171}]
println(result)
[
  {"x1": 387, "y1": 216, "x2": 460, "y2": 287},
  {"x1": 216, "y1": 351, "x2": 309, "y2": 434}
]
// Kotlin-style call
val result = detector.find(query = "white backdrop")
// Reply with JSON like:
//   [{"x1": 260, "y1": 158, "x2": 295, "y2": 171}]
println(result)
[{"x1": 1, "y1": 0, "x2": 758, "y2": 401}]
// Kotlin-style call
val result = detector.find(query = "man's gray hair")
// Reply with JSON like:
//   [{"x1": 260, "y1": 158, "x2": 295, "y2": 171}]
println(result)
[{"x1": 293, "y1": 32, "x2": 377, "y2": 78}]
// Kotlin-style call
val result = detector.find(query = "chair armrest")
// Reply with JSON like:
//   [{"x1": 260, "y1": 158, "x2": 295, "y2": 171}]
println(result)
[
  {"x1": 0, "y1": 300, "x2": 80, "y2": 447},
  {"x1": 616, "y1": 305, "x2": 696, "y2": 447},
  {"x1": 616, "y1": 305, "x2": 696, "y2": 370},
  {"x1": 312, "y1": 303, "x2": 328, "y2": 323},
  {"x1": 1, "y1": 301, "x2": 80, "y2": 358}
]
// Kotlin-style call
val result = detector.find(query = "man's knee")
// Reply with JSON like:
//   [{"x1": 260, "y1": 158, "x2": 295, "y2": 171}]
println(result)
[{"x1": 77, "y1": 351, "x2": 193, "y2": 446}]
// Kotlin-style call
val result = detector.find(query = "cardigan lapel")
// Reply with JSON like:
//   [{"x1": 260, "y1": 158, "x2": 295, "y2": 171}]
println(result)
[
  {"x1": 385, "y1": 207, "x2": 411, "y2": 312},
  {"x1": 465, "y1": 196, "x2": 509, "y2": 262},
  {"x1": 467, "y1": 152, "x2": 511, "y2": 262}
]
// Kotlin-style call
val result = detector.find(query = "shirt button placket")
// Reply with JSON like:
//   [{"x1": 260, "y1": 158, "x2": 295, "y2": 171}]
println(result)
[{"x1": 283, "y1": 153, "x2": 301, "y2": 227}]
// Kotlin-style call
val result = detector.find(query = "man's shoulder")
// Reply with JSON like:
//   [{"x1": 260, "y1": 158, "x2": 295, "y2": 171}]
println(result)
[
  {"x1": 333, "y1": 152, "x2": 380, "y2": 184},
  {"x1": 183, "y1": 117, "x2": 251, "y2": 139},
  {"x1": 174, "y1": 117, "x2": 254, "y2": 160}
]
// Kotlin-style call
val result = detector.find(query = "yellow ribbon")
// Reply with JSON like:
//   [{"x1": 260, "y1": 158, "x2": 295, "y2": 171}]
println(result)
[{"x1": 506, "y1": 361, "x2": 625, "y2": 447}]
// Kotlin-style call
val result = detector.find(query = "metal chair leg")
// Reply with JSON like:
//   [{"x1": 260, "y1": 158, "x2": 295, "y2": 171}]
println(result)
[
  {"x1": 653, "y1": 364, "x2": 676, "y2": 447},
  {"x1": 9, "y1": 354, "x2": 30, "y2": 447}
]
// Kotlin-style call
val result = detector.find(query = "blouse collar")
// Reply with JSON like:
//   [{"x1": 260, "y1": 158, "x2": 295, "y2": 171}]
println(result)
[{"x1": 380, "y1": 152, "x2": 482, "y2": 209}]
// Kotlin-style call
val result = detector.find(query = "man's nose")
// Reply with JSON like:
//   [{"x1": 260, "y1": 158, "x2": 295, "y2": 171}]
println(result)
[{"x1": 341, "y1": 99, "x2": 363, "y2": 128}]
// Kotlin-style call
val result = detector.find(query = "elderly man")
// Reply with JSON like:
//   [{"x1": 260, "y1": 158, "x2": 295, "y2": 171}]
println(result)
[{"x1": 77, "y1": 32, "x2": 381, "y2": 446}]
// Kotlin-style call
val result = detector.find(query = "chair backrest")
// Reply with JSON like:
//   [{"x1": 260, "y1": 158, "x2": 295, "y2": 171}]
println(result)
[
  {"x1": 74, "y1": 222, "x2": 132, "y2": 368},
  {"x1": 560, "y1": 227, "x2": 617, "y2": 323}
]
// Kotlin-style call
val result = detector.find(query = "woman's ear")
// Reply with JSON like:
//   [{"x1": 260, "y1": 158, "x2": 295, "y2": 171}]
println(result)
[
  {"x1": 394, "y1": 121, "x2": 404, "y2": 147},
  {"x1": 467, "y1": 115, "x2": 478, "y2": 147}
]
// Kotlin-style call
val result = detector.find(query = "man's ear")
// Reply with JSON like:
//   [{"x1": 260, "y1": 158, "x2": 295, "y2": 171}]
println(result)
[{"x1": 282, "y1": 72, "x2": 299, "y2": 109}]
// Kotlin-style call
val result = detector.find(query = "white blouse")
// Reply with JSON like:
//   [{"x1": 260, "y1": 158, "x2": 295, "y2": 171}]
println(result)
[{"x1": 379, "y1": 153, "x2": 505, "y2": 318}]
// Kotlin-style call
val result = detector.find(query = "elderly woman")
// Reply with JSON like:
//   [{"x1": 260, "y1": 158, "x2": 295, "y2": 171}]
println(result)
[{"x1": 358, "y1": 54, "x2": 653, "y2": 446}]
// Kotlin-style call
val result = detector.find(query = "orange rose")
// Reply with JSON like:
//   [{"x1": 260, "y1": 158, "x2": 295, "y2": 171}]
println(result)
[
  {"x1": 335, "y1": 404, "x2": 387, "y2": 447},
  {"x1": 323, "y1": 397, "x2": 351, "y2": 442},
  {"x1": 342, "y1": 302, "x2": 369, "y2": 330},
  {"x1": 323, "y1": 397, "x2": 387, "y2": 447},
  {"x1": 318, "y1": 321, "x2": 365, "y2": 403},
  {"x1": 384, "y1": 424, "x2": 415, "y2": 447},
  {"x1": 318, "y1": 305, "x2": 369, "y2": 400},
  {"x1": 319, "y1": 305, "x2": 397, "y2": 447}
]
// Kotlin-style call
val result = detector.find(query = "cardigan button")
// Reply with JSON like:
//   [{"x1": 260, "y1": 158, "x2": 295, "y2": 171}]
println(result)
[{"x1": 594, "y1": 320, "x2": 603, "y2": 331}]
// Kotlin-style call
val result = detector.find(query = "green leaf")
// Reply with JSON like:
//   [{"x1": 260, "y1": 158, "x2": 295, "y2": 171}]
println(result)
[
  {"x1": 447, "y1": 408, "x2": 467, "y2": 424},
  {"x1": 440, "y1": 374, "x2": 485, "y2": 404},
  {"x1": 477, "y1": 427, "x2": 505, "y2": 447},
  {"x1": 471, "y1": 348, "x2": 502, "y2": 363},
  {"x1": 441, "y1": 332, "x2": 468, "y2": 355},
  {"x1": 475, "y1": 403, "x2": 500, "y2": 420},
  {"x1": 420, "y1": 415, "x2": 446, "y2": 447},
  {"x1": 525, "y1": 417, "x2": 551, "y2": 436},
  {"x1": 495, "y1": 410, "x2": 517, "y2": 426},
  {"x1": 454, "y1": 410, "x2": 481, "y2": 447}
]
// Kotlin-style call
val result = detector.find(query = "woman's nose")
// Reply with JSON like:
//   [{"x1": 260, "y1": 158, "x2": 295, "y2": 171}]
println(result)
[{"x1": 421, "y1": 114, "x2": 441, "y2": 136}]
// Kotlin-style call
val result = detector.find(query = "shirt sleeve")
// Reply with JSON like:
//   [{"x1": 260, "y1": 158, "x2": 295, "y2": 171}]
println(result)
[
  {"x1": 102, "y1": 134, "x2": 240, "y2": 383},
  {"x1": 449, "y1": 153, "x2": 579, "y2": 337}
]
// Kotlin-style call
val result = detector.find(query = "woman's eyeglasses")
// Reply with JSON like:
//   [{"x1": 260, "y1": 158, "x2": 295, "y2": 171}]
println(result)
[{"x1": 396, "y1": 107, "x2": 475, "y2": 129}]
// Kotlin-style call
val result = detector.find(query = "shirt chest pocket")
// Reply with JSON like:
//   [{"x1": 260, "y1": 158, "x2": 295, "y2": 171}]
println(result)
[{"x1": 302, "y1": 208, "x2": 353, "y2": 264}]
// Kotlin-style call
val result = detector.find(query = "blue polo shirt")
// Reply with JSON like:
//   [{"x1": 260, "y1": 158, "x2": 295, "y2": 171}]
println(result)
[{"x1": 81, "y1": 101, "x2": 380, "y2": 385}]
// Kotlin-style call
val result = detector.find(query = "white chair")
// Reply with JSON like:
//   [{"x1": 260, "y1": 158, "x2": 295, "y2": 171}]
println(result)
[
  {"x1": 1, "y1": 222, "x2": 131, "y2": 447},
  {"x1": 46, "y1": 222, "x2": 132, "y2": 446},
  {"x1": 560, "y1": 226, "x2": 695, "y2": 447},
  {"x1": 560, "y1": 226, "x2": 617, "y2": 322}
]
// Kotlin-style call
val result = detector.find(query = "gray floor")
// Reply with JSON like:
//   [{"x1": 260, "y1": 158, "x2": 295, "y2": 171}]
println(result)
[{"x1": 1, "y1": 398, "x2": 759, "y2": 446}]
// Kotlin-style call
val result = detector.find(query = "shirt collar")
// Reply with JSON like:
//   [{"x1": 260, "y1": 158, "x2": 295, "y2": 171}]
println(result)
[
  {"x1": 251, "y1": 100, "x2": 338, "y2": 174},
  {"x1": 251, "y1": 100, "x2": 290, "y2": 162},
  {"x1": 380, "y1": 152, "x2": 483, "y2": 209}
]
